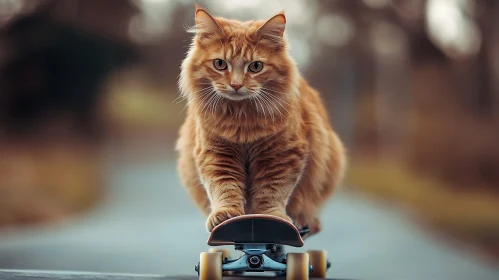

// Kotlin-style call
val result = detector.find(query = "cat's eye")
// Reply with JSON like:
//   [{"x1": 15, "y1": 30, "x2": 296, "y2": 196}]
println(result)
[
  {"x1": 248, "y1": 61, "x2": 263, "y2": 73},
  {"x1": 213, "y1": 59, "x2": 228, "y2": 70}
]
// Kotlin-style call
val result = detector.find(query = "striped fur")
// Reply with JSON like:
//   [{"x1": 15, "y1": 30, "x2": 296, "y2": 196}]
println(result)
[{"x1": 176, "y1": 6, "x2": 347, "y2": 235}]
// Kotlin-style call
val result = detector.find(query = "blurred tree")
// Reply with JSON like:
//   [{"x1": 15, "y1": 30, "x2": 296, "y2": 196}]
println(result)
[
  {"x1": 0, "y1": 0, "x2": 140, "y2": 228},
  {"x1": 0, "y1": 0, "x2": 139, "y2": 138}
]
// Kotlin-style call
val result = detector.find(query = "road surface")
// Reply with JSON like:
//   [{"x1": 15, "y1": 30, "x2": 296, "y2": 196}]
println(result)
[{"x1": 0, "y1": 158, "x2": 498, "y2": 280}]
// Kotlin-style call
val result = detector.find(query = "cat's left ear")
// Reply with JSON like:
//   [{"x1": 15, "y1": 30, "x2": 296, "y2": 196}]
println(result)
[{"x1": 256, "y1": 11, "x2": 286, "y2": 38}]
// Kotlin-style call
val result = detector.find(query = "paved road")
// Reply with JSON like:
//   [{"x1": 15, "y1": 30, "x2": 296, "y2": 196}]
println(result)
[
  {"x1": 0, "y1": 269, "x2": 345, "y2": 280},
  {"x1": 0, "y1": 159, "x2": 498, "y2": 280}
]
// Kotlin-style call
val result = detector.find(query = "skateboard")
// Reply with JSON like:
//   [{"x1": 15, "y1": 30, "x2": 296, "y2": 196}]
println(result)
[{"x1": 195, "y1": 214, "x2": 330, "y2": 280}]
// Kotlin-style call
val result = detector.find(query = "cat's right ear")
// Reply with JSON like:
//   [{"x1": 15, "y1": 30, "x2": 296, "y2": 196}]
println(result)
[{"x1": 194, "y1": 5, "x2": 224, "y2": 40}]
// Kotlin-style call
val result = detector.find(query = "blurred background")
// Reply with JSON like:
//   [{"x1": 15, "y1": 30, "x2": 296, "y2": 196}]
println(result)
[{"x1": 0, "y1": 0, "x2": 498, "y2": 279}]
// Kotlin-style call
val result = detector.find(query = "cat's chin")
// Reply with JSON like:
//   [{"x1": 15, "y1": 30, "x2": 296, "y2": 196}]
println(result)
[{"x1": 218, "y1": 92, "x2": 254, "y2": 101}]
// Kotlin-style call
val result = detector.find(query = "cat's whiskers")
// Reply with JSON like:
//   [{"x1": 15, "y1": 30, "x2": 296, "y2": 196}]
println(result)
[
  {"x1": 260, "y1": 89, "x2": 290, "y2": 115},
  {"x1": 249, "y1": 90, "x2": 269, "y2": 122},
  {"x1": 200, "y1": 91, "x2": 218, "y2": 118},
  {"x1": 175, "y1": 87, "x2": 214, "y2": 116},
  {"x1": 211, "y1": 93, "x2": 222, "y2": 118},
  {"x1": 260, "y1": 87, "x2": 290, "y2": 100},
  {"x1": 260, "y1": 88, "x2": 291, "y2": 112},
  {"x1": 195, "y1": 87, "x2": 215, "y2": 100},
  {"x1": 173, "y1": 91, "x2": 192, "y2": 104},
  {"x1": 253, "y1": 94, "x2": 266, "y2": 121},
  {"x1": 249, "y1": 95, "x2": 259, "y2": 116},
  {"x1": 181, "y1": 88, "x2": 214, "y2": 114},
  {"x1": 256, "y1": 91, "x2": 278, "y2": 122},
  {"x1": 192, "y1": 88, "x2": 216, "y2": 111},
  {"x1": 174, "y1": 86, "x2": 213, "y2": 104},
  {"x1": 196, "y1": 87, "x2": 215, "y2": 97},
  {"x1": 173, "y1": 94, "x2": 186, "y2": 104},
  {"x1": 259, "y1": 91, "x2": 283, "y2": 120},
  {"x1": 201, "y1": 95, "x2": 215, "y2": 118}
]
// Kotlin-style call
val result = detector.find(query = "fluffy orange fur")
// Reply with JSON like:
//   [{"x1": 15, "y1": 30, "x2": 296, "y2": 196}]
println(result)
[{"x1": 176, "y1": 6, "x2": 346, "y2": 237}]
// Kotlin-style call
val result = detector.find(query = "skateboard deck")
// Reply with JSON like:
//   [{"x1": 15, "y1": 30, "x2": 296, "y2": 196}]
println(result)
[{"x1": 207, "y1": 214, "x2": 304, "y2": 247}]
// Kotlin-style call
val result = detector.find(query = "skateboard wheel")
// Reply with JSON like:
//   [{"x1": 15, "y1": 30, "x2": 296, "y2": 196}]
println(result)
[
  {"x1": 285, "y1": 253, "x2": 309, "y2": 280},
  {"x1": 208, "y1": 248, "x2": 231, "y2": 260},
  {"x1": 199, "y1": 252, "x2": 222, "y2": 280},
  {"x1": 307, "y1": 250, "x2": 328, "y2": 278},
  {"x1": 208, "y1": 248, "x2": 232, "y2": 275}
]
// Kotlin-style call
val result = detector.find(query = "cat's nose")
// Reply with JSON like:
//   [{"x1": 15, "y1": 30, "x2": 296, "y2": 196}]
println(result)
[{"x1": 230, "y1": 84, "x2": 243, "y2": 91}]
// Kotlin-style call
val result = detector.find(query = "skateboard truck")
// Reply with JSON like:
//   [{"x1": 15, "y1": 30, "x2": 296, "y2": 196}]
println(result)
[
  {"x1": 224, "y1": 243, "x2": 291, "y2": 272},
  {"x1": 196, "y1": 243, "x2": 314, "y2": 276}
]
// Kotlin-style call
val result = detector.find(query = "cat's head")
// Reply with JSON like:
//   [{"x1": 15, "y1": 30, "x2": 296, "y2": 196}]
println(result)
[{"x1": 179, "y1": 5, "x2": 298, "y2": 104}]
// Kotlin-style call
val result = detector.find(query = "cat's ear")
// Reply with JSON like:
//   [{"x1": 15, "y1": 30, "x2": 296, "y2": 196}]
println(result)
[
  {"x1": 256, "y1": 11, "x2": 286, "y2": 38},
  {"x1": 194, "y1": 5, "x2": 224, "y2": 37}
]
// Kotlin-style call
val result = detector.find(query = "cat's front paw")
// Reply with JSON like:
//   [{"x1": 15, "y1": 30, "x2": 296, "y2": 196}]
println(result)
[
  {"x1": 206, "y1": 207, "x2": 244, "y2": 232},
  {"x1": 295, "y1": 216, "x2": 322, "y2": 238}
]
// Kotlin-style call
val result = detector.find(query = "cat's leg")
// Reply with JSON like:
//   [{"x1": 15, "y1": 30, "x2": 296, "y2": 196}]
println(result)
[
  {"x1": 248, "y1": 135, "x2": 308, "y2": 223},
  {"x1": 176, "y1": 118, "x2": 211, "y2": 216},
  {"x1": 178, "y1": 147, "x2": 211, "y2": 216},
  {"x1": 196, "y1": 143, "x2": 246, "y2": 232},
  {"x1": 287, "y1": 131, "x2": 346, "y2": 237},
  {"x1": 285, "y1": 182, "x2": 321, "y2": 237}
]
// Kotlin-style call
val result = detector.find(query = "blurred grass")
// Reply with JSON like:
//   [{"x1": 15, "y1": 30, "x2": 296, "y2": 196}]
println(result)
[
  {"x1": 345, "y1": 157, "x2": 499, "y2": 237},
  {"x1": 0, "y1": 141, "x2": 103, "y2": 228},
  {"x1": 105, "y1": 87, "x2": 183, "y2": 129},
  {"x1": 103, "y1": 70, "x2": 185, "y2": 131}
]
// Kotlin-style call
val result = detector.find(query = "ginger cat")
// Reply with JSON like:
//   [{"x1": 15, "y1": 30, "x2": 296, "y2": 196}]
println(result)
[{"x1": 176, "y1": 6, "x2": 346, "y2": 237}]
